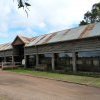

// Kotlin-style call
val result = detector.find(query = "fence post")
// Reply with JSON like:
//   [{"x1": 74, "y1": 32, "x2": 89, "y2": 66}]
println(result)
[
  {"x1": 52, "y1": 53, "x2": 55, "y2": 71},
  {"x1": 12, "y1": 56, "x2": 14, "y2": 70},
  {"x1": 2, "y1": 62, "x2": 4, "y2": 70}
]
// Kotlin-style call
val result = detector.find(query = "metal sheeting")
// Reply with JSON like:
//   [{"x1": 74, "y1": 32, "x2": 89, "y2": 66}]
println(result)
[
  {"x1": 26, "y1": 35, "x2": 46, "y2": 46},
  {"x1": 26, "y1": 22, "x2": 100, "y2": 47},
  {"x1": 48, "y1": 26, "x2": 87, "y2": 43},
  {"x1": 0, "y1": 22, "x2": 100, "y2": 50},
  {"x1": 37, "y1": 34, "x2": 53, "y2": 45},
  {"x1": 79, "y1": 24, "x2": 95, "y2": 38},
  {"x1": 0, "y1": 43, "x2": 12, "y2": 51},
  {"x1": 17, "y1": 35, "x2": 32, "y2": 44},
  {"x1": 87, "y1": 23, "x2": 100, "y2": 37}
]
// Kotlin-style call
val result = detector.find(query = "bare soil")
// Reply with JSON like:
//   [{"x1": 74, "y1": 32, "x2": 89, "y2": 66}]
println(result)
[{"x1": 0, "y1": 70, "x2": 100, "y2": 100}]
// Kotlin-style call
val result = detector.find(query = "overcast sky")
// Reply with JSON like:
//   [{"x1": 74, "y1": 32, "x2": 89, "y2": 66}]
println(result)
[{"x1": 0, "y1": 0, "x2": 99, "y2": 44}]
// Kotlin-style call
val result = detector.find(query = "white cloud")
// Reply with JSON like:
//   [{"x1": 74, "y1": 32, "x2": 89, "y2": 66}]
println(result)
[
  {"x1": 14, "y1": 0, "x2": 100, "y2": 30},
  {"x1": 0, "y1": 33, "x2": 8, "y2": 38},
  {"x1": 38, "y1": 22, "x2": 46, "y2": 28},
  {"x1": 0, "y1": 0, "x2": 99, "y2": 43}
]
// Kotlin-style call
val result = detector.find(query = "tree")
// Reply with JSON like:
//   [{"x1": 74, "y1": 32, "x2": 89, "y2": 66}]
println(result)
[
  {"x1": 80, "y1": 2, "x2": 100, "y2": 26},
  {"x1": 16, "y1": 0, "x2": 31, "y2": 17}
]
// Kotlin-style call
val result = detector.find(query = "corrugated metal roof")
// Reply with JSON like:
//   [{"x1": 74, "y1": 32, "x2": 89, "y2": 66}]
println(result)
[
  {"x1": 26, "y1": 35, "x2": 46, "y2": 46},
  {"x1": 47, "y1": 26, "x2": 86, "y2": 43},
  {"x1": 18, "y1": 35, "x2": 32, "y2": 44},
  {"x1": 79, "y1": 24, "x2": 95, "y2": 38},
  {"x1": 0, "y1": 43, "x2": 12, "y2": 51},
  {"x1": 26, "y1": 22, "x2": 100, "y2": 47},
  {"x1": 0, "y1": 22, "x2": 100, "y2": 51}
]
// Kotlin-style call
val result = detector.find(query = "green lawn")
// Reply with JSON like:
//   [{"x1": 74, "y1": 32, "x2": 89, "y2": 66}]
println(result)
[{"x1": 6, "y1": 69, "x2": 100, "y2": 88}]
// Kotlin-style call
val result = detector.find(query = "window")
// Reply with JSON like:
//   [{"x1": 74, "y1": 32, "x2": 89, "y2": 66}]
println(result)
[{"x1": 77, "y1": 51, "x2": 100, "y2": 72}]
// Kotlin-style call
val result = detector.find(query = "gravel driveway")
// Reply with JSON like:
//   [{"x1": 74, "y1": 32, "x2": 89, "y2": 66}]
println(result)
[{"x1": 0, "y1": 70, "x2": 100, "y2": 100}]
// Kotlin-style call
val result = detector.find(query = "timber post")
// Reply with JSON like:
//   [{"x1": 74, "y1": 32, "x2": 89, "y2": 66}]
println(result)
[
  {"x1": 36, "y1": 54, "x2": 39, "y2": 66},
  {"x1": 52, "y1": 53, "x2": 55, "y2": 71},
  {"x1": 12, "y1": 56, "x2": 14, "y2": 69},
  {"x1": 72, "y1": 52, "x2": 77, "y2": 73},
  {"x1": 24, "y1": 55, "x2": 27, "y2": 69}
]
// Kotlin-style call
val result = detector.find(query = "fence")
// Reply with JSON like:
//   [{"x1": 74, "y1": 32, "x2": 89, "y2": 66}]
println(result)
[{"x1": 1, "y1": 62, "x2": 22, "y2": 70}]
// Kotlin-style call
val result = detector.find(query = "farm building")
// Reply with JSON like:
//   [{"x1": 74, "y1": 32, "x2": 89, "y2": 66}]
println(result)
[{"x1": 0, "y1": 22, "x2": 100, "y2": 72}]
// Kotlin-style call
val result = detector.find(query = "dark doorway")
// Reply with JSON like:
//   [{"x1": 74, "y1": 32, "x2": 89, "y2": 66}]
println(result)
[
  {"x1": 55, "y1": 53, "x2": 73, "y2": 71},
  {"x1": 13, "y1": 44, "x2": 24, "y2": 64},
  {"x1": 26, "y1": 55, "x2": 36, "y2": 68}
]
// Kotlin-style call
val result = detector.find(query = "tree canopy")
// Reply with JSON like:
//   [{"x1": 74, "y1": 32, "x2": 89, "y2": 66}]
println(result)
[{"x1": 79, "y1": 2, "x2": 100, "y2": 26}]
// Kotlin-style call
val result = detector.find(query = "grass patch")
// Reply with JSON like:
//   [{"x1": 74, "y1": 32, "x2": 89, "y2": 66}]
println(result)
[{"x1": 5, "y1": 69, "x2": 100, "y2": 88}]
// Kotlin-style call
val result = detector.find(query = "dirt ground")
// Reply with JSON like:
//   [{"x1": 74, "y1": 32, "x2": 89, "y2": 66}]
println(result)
[{"x1": 0, "y1": 71, "x2": 100, "y2": 100}]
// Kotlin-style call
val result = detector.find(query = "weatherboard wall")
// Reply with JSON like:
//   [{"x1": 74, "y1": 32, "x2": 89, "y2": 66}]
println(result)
[
  {"x1": 0, "y1": 49, "x2": 13, "y2": 57},
  {"x1": 24, "y1": 37, "x2": 100, "y2": 55}
]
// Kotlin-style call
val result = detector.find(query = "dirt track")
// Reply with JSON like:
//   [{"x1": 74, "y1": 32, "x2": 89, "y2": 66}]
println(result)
[{"x1": 0, "y1": 71, "x2": 100, "y2": 100}]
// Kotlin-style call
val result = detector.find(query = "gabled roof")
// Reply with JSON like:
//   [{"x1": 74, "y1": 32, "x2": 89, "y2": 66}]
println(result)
[
  {"x1": 18, "y1": 35, "x2": 32, "y2": 44},
  {"x1": 12, "y1": 35, "x2": 32, "y2": 45},
  {"x1": 0, "y1": 22, "x2": 100, "y2": 51},
  {"x1": 26, "y1": 22, "x2": 100, "y2": 47}
]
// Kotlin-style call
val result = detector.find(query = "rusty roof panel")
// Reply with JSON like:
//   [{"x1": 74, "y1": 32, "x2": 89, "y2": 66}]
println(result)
[
  {"x1": 79, "y1": 24, "x2": 95, "y2": 38},
  {"x1": 47, "y1": 26, "x2": 87, "y2": 43},
  {"x1": 47, "y1": 29, "x2": 70, "y2": 43},
  {"x1": 42, "y1": 32, "x2": 57, "y2": 44},
  {"x1": 1, "y1": 22, "x2": 100, "y2": 50},
  {"x1": 36, "y1": 33, "x2": 53, "y2": 45},
  {"x1": 0, "y1": 43, "x2": 12, "y2": 51},
  {"x1": 27, "y1": 35, "x2": 46, "y2": 46},
  {"x1": 63, "y1": 29, "x2": 71, "y2": 35},
  {"x1": 18, "y1": 35, "x2": 31, "y2": 44},
  {"x1": 35, "y1": 34, "x2": 48, "y2": 44},
  {"x1": 26, "y1": 22, "x2": 100, "y2": 47},
  {"x1": 61, "y1": 26, "x2": 87, "y2": 41}
]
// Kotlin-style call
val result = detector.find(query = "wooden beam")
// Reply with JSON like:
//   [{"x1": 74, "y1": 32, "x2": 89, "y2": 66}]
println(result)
[
  {"x1": 12, "y1": 56, "x2": 15, "y2": 68},
  {"x1": 36, "y1": 54, "x2": 39, "y2": 66},
  {"x1": 24, "y1": 55, "x2": 27, "y2": 68},
  {"x1": 52, "y1": 53, "x2": 55, "y2": 71},
  {"x1": 72, "y1": 52, "x2": 77, "y2": 73}
]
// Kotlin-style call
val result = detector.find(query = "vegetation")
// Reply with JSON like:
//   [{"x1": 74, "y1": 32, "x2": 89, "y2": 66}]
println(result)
[
  {"x1": 80, "y1": 2, "x2": 100, "y2": 25},
  {"x1": 16, "y1": 0, "x2": 31, "y2": 17},
  {"x1": 16, "y1": 0, "x2": 31, "y2": 8},
  {"x1": 6, "y1": 69, "x2": 100, "y2": 88}
]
